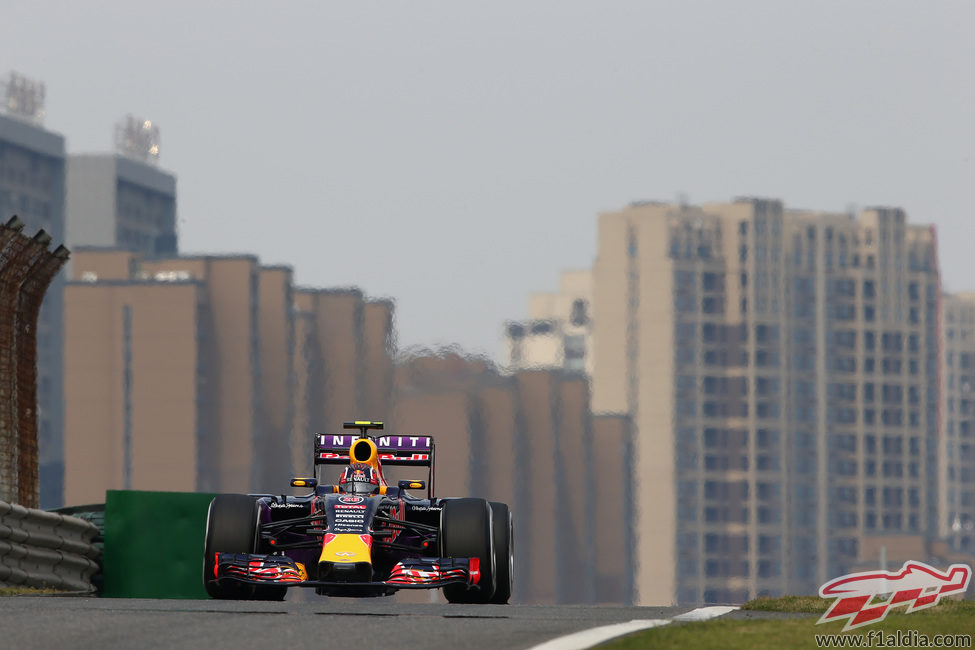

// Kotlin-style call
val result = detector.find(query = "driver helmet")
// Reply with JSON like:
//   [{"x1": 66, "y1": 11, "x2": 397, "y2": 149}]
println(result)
[{"x1": 339, "y1": 463, "x2": 380, "y2": 494}]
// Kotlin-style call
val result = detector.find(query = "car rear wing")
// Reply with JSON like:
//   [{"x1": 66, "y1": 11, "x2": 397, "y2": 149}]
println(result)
[{"x1": 314, "y1": 433, "x2": 436, "y2": 496}]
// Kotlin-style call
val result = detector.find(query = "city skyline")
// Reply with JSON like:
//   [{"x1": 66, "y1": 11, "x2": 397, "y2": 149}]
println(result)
[{"x1": 2, "y1": 2, "x2": 973, "y2": 361}]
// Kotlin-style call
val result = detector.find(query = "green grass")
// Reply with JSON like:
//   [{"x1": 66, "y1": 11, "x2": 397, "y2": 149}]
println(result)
[
  {"x1": 0, "y1": 586, "x2": 66, "y2": 596},
  {"x1": 600, "y1": 599, "x2": 975, "y2": 649},
  {"x1": 740, "y1": 595, "x2": 830, "y2": 613}
]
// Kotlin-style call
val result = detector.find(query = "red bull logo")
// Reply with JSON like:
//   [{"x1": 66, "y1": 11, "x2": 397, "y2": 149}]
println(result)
[{"x1": 817, "y1": 561, "x2": 972, "y2": 631}]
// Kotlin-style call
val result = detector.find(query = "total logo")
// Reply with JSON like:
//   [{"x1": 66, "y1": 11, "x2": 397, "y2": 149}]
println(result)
[{"x1": 339, "y1": 495, "x2": 364, "y2": 504}]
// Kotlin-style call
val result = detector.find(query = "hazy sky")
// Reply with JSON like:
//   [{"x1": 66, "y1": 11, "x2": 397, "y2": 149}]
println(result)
[{"x1": 2, "y1": 2, "x2": 973, "y2": 361}]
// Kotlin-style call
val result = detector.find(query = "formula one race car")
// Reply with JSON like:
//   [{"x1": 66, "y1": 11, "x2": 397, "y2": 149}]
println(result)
[{"x1": 203, "y1": 421, "x2": 513, "y2": 603}]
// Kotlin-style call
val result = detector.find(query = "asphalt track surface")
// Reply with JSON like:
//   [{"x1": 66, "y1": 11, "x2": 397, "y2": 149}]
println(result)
[{"x1": 0, "y1": 595, "x2": 717, "y2": 650}]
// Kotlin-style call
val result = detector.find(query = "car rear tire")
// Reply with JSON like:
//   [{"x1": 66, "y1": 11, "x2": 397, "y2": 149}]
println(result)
[
  {"x1": 488, "y1": 502, "x2": 513, "y2": 604},
  {"x1": 440, "y1": 498, "x2": 496, "y2": 604},
  {"x1": 203, "y1": 494, "x2": 286, "y2": 601}
]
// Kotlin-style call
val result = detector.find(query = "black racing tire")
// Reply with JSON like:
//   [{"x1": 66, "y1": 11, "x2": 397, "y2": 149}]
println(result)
[
  {"x1": 488, "y1": 502, "x2": 513, "y2": 604},
  {"x1": 440, "y1": 498, "x2": 496, "y2": 604},
  {"x1": 203, "y1": 494, "x2": 286, "y2": 601}
]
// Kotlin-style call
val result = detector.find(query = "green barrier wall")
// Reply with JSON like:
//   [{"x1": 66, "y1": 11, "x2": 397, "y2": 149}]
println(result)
[{"x1": 102, "y1": 490, "x2": 217, "y2": 598}]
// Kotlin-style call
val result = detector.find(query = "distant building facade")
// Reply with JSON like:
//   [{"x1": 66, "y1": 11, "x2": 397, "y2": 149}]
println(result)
[
  {"x1": 0, "y1": 111, "x2": 67, "y2": 508},
  {"x1": 65, "y1": 153, "x2": 177, "y2": 256},
  {"x1": 505, "y1": 269, "x2": 592, "y2": 374},
  {"x1": 389, "y1": 352, "x2": 634, "y2": 605},
  {"x1": 63, "y1": 249, "x2": 394, "y2": 504},
  {"x1": 942, "y1": 292, "x2": 975, "y2": 553},
  {"x1": 592, "y1": 199, "x2": 943, "y2": 605}
]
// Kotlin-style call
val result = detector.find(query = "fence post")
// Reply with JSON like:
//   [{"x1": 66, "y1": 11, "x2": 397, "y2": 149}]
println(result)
[{"x1": 0, "y1": 216, "x2": 69, "y2": 509}]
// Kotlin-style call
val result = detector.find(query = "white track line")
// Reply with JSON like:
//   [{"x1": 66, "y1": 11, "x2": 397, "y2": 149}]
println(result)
[
  {"x1": 526, "y1": 619, "x2": 671, "y2": 650},
  {"x1": 673, "y1": 605, "x2": 739, "y2": 622},
  {"x1": 527, "y1": 606, "x2": 739, "y2": 650}
]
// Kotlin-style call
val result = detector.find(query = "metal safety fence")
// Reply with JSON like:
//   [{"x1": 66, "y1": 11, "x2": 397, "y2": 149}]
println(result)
[
  {"x1": 0, "y1": 215, "x2": 69, "y2": 509},
  {"x1": 0, "y1": 499, "x2": 100, "y2": 591}
]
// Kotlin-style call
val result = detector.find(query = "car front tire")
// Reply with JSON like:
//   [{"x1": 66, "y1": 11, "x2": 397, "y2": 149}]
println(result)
[
  {"x1": 440, "y1": 498, "x2": 496, "y2": 603},
  {"x1": 203, "y1": 494, "x2": 286, "y2": 601},
  {"x1": 488, "y1": 502, "x2": 513, "y2": 604}
]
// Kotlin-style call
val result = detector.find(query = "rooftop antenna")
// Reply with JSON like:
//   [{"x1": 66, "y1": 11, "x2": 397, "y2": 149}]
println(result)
[
  {"x1": 1, "y1": 71, "x2": 46, "y2": 124},
  {"x1": 114, "y1": 114, "x2": 160, "y2": 163}
]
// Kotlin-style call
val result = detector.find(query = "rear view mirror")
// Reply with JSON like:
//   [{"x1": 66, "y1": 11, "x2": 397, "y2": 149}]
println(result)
[
  {"x1": 398, "y1": 480, "x2": 426, "y2": 491},
  {"x1": 291, "y1": 478, "x2": 318, "y2": 488}
]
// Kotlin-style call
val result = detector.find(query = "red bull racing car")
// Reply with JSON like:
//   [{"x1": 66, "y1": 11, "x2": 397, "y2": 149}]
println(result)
[{"x1": 203, "y1": 421, "x2": 513, "y2": 603}]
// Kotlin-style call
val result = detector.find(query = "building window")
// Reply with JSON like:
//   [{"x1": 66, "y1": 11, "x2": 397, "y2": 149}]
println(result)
[
  {"x1": 882, "y1": 358, "x2": 902, "y2": 375},
  {"x1": 702, "y1": 272, "x2": 725, "y2": 292},
  {"x1": 570, "y1": 299, "x2": 589, "y2": 326},
  {"x1": 702, "y1": 297, "x2": 724, "y2": 314},
  {"x1": 530, "y1": 321, "x2": 552, "y2": 335},
  {"x1": 882, "y1": 333, "x2": 903, "y2": 352},
  {"x1": 864, "y1": 331, "x2": 875, "y2": 350}
]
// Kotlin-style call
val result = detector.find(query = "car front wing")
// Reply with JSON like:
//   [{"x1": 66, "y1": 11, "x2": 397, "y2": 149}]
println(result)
[{"x1": 211, "y1": 552, "x2": 481, "y2": 590}]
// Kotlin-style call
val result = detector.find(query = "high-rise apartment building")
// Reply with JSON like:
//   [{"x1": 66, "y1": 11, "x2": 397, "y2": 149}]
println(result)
[
  {"x1": 0, "y1": 81, "x2": 67, "y2": 508},
  {"x1": 942, "y1": 293, "x2": 975, "y2": 553},
  {"x1": 592, "y1": 198, "x2": 942, "y2": 605}
]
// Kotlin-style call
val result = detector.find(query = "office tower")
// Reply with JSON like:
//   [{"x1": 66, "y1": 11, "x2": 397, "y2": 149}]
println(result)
[
  {"x1": 592, "y1": 199, "x2": 941, "y2": 604},
  {"x1": 65, "y1": 116, "x2": 177, "y2": 256},
  {"x1": 288, "y1": 291, "x2": 395, "y2": 480},
  {"x1": 0, "y1": 73, "x2": 67, "y2": 508},
  {"x1": 293, "y1": 289, "x2": 395, "y2": 431},
  {"x1": 65, "y1": 252, "x2": 269, "y2": 501},
  {"x1": 137, "y1": 255, "x2": 265, "y2": 493},
  {"x1": 64, "y1": 264, "x2": 205, "y2": 504},
  {"x1": 361, "y1": 299, "x2": 395, "y2": 417},
  {"x1": 257, "y1": 266, "x2": 296, "y2": 487}
]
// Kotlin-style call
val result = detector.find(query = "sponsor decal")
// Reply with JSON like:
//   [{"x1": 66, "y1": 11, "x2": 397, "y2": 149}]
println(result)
[
  {"x1": 318, "y1": 435, "x2": 431, "y2": 449},
  {"x1": 408, "y1": 505, "x2": 442, "y2": 512},
  {"x1": 270, "y1": 503, "x2": 305, "y2": 508},
  {"x1": 376, "y1": 436, "x2": 431, "y2": 448},
  {"x1": 338, "y1": 495, "x2": 364, "y2": 504},
  {"x1": 331, "y1": 501, "x2": 369, "y2": 533},
  {"x1": 817, "y1": 560, "x2": 972, "y2": 631},
  {"x1": 318, "y1": 452, "x2": 430, "y2": 461}
]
